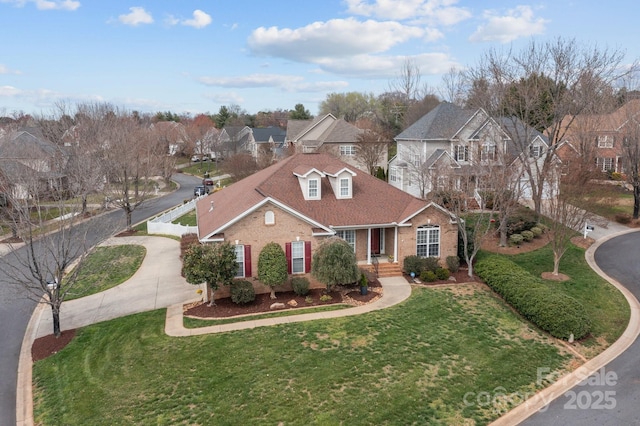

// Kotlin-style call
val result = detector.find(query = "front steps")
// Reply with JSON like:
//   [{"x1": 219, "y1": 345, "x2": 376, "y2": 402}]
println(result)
[{"x1": 366, "y1": 261, "x2": 403, "y2": 277}]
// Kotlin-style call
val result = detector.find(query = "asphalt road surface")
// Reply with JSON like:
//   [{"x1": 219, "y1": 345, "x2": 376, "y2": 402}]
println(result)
[
  {"x1": 0, "y1": 173, "x2": 200, "y2": 426},
  {"x1": 524, "y1": 230, "x2": 640, "y2": 425}
]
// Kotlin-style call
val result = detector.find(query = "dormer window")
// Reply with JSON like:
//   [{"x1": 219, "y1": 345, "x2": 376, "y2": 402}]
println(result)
[
  {"x1": 529, "y1": 144, "x2": 543, "y2": 158},
  {"x1": 308, "y1": 179, "x2": 319, "y2": 199},
  {"x1": 340, "y1": 178, "x2": 350, "y2": 197}
]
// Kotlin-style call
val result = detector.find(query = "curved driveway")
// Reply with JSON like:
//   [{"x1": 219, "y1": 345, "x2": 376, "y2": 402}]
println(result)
[
  {"x1": 521, "y1": 230, "x2": 640, "y2": 425},
  {"x1": 0, "y1": 173, "x2": 201, "y2": 426}
]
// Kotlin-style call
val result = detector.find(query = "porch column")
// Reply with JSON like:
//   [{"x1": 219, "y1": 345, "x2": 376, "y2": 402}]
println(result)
[
  {"x1": 367, "y1": 228, "x2": 371, "y2": 264},
  {"x1": 394, "y1": 226, "x2": 398, "y2": 263}
]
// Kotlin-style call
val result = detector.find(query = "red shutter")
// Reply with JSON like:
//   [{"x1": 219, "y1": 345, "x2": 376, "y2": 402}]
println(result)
[
  {"x1": 304, "y1": 241, "x2": 312, "y2": 273},
  {"x1": 285, "y1": 242, "x2": 292, "y2": 274},
  {"x1": 244, "y1": 245, "x2": 252, "y2": 277}
]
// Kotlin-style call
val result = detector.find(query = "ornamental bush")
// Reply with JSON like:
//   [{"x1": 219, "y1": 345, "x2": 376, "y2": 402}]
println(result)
[
  {"x1": 521, "y1": 230, "x2": 535, "y2": 242},
  {"x1": 446, "y1": 256, "x2": 460, "y2": 273},
  {"x1": 420, "y1": 270, "x2": 437, "y2": 282},
  {"x1": 530, "y1": 226, "x2": 543, "y2": 237},
  {"x1": 230, "y1": 280, "x2": 255, "y2": 305},
  {"x1": 403, "y1": 255, "x2": 423, "y2": 275},
  {"x1": 435, "y1": 268, "x2": 451, "y2": 280},
  {"x1": 475, "y1": 256, "x2": 591, "y2": 340},
  {"x1": 509, "y1": 233, "x2": 524, "y2": 246},
  {"x1": 423, "y1": 257, "x2": 440, "y2": 273},
  {"x1": 291, "y1": 277, "x2": 310, "y2": 296}
]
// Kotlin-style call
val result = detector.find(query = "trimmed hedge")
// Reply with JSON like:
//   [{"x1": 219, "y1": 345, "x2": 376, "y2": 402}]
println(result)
[
  {"x1": 230, "y1": 280, "x2": 256, "y2": 305},
  {"x1": 291, "y1": 277, "x2": 310, "y2": 296},
  {"x1": 475, "y1": 256, "x2": 591, "y2": 340}
]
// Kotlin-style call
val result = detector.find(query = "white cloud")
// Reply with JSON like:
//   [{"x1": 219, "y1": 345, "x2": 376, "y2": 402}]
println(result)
[
  {"x1": 0, "y1": 85, "x2": 22, "y2": 97},
  {"x1": 198, "y1": 73, "x2": 349, "y2": 93},
  {"x1": 0, "y1": 64, "x2": 21, "y2": 75},
  {"x1": 167, "y1": 9, "x2": 212, "y2": 29},
  {"x1": 118, "y1": 6, "x2": 153, "y2": 26},
  {"x1": 248, "y1": 18, "x2": 423, "y2": 63},
  {"x1": 0, "y1": 0, "x2": 79, "y2": 10},
  {"x1": 182, "y1": 10, "x2": 211, "y2": 29},
  {"x1": 470, "y1": 5, "x2": 548, "y2": 43},
  {"x1": 204, "y1": 92, "x2": 245, "y2": 105},
  {"x1": 315, "y1": 52, "x2": 459, "y2": 78},
  {"x1": 345, "y1": 0, "x2": 471, "y2": 25}
]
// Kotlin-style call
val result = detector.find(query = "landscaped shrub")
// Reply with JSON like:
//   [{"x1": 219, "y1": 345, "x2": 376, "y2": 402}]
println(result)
[
  {"x1": 403, "y1": 255, "x2": 423, "y2": 275},
  {"x1": 475, "y1": 256, "x2": 591, "y2": 340},
  {"x1": 536, "y1": 223, "x2": 549, "y2": 233},
  {"x1": 506, "y1": 208, "x2": 538, "y2": 235},
  {"x1": 435, "y1": 268, "x2": 451, "y2": 280},
  {"x1": 615, "y1": 213, "x2": 632, "y2": 224},
  {"x1": 420, "y1": 270, "x2": 437, "y2": 282},
  {"x1": 423, "y1": 257, "x2": 440, "y2": 272},
  {"x1": 521, "y1": 230, "x2": 534, "y2": 242},
  {"x1": 230, "y1": 280, "x2": 255, "y2": 305},
  {"x1": 446, "y1": 256, "x2": 460, "y2": 273},
  {"x1": 509, "y1": 233, "x2": 524, "y2": 246},
  {"x1": 291, "y1": 277, "x2": 310, "y2": 296},
  {"x1": 180, "y1": 233, "x2": 200, "y2": 259},
  {"x1": 530, "y1": 226, "x2": 543, "y2": 237}
]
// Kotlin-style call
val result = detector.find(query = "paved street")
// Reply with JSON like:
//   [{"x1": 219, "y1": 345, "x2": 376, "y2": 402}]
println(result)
[{"x1": 0, "y1": 173, "x2": 201, "y2": 426}]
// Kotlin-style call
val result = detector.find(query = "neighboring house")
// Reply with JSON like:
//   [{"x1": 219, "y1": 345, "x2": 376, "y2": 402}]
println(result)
[
  {"x1": 149, "y1": 121, "x2": 188, "y2": 156},
  {"x1": 218, "y1": 126, "x2": 255, "y2": 159},
  {"x1": 0, "y1": 129, "x2": 69, "y2": 198},
  {"x1": 389, "y1": 102, "x2": 555, "y2": 202},
  {"x1": 252, "y1": 126, "x2": 287, "y2": 162},
  {"x1": 286, "y1": 114, "x2": 383, "y2": 173},
  {"x1": 555, "y1": 99, "x2": 640, "y2": 175},
  {"x1": 196, "y1": 152, "x2": 458, "y2": 298}
]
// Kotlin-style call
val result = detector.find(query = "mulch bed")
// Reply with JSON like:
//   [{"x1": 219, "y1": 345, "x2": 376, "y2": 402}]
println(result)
[
  {"x1": 403, "y1": 268, "x2": 480, "y2": 285},
  {"x1": 32, "y1": 329, "x2": 77, "y2": 362},
  {"x1": 185, "y1": 280, "x2": 382, "y2": 318}
]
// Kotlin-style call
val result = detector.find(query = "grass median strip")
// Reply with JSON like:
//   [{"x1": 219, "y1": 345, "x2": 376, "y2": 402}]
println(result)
[{"x1": 33, "y1": 284, "x2": 576, "y2": 425}]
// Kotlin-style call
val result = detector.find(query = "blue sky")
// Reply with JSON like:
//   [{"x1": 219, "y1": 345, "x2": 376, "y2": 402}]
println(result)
[{"x1": 1, "y1": 0, "x2": 638, "y2": 117}]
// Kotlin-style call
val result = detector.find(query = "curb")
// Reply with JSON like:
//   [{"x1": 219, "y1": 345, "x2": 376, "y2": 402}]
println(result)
[
  {"x1": 16, "y1": 301, "x2": 46, "y2": 426},
  {"x1": 490, "y1": 228, "x2": 640, "y2": 425}
]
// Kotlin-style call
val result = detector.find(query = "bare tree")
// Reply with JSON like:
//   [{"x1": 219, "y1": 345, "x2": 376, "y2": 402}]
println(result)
[
  {"x1": 620, "y1": 101, "x2": 640, "y2": 218},
  {"x1": 439, "y1": 67, "x2": 467, "y2": 106},
  {"x1": 355, "y1": 123, "x2": 389, "y2": 175},
  {"x1": 0, "y1": 149, "x2": 117, "y2": 337},
  {"x1": 465, "y1": 37, "x2": 635, "y2": 216}
]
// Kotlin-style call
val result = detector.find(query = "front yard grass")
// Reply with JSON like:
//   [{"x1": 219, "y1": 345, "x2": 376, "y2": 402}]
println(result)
[
  {"x1": 505, "y1": 244, "x2": 630, "y2": 357},
  {"x1": 571, "y1": 183, "x2": 634, "y2": 221},
  {"x1": 65, "y1": 245, "x2": 146, "y2": 301},
  {"x1": 33, "y1": 284, "x2": 577, "y2": 425}
]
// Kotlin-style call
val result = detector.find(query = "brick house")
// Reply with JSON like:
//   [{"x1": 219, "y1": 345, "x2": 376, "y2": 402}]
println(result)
[{"x1": 196, "y1": 152, "x2": 458, "y2": 298}]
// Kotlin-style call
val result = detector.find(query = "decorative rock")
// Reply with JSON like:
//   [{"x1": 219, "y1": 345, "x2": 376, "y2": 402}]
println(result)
[
  {"x1": 448, "y1": 276, "x2": 457, "y2": 282},
  {"x1": 287, "y1": 299, "x2": 298, "y2": 307},
  {"x1": 270, "y1": 302, "x2": 286, "y2": 310}
]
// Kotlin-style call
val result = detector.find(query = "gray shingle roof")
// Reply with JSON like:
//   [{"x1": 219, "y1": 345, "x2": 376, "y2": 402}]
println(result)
[{"x1": 395, "y1": 102, "x2": 476, "y2": 141}]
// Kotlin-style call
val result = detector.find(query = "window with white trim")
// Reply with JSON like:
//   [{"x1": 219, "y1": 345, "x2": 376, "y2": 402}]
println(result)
[
  {"x1": 409, "y1": 153, "x2": 421, "y2": 166},
  {"x1": 335, "y1": 230, "x2": 356, "y2": 252},
  {"x1": 291, "y1": 241, "x2": 304, "y2": 274},
  {"x1": 340, "y1": 145, "x2": 357, "y2": 156},
  {"x1": 597, "y1": 135, "x2": 614, "y2": 148},
  {"x1": 416, "y1": 225, "x2": 440, "y2": 258},
  {"x1": 340, "y1": 178, "x2": 350, "y2": 197},
  {"x1": 481, "y1": 144, "x2": 496, "y2": 161},
  {"x1": 235, "y1": 245, "x2": 245, "y2": 277},
  {"x1": 308, "y1": 179, "x2": 319, "y2": 198},
  {"x1": 389, "y1": 166, "x2": 398, "y2": 183},
  {"x1": 529, "y1": 145, "x2": 543, "y2": 158},
  {"x1": 595, "y1": 157, "x2": 614, "y2": 172},
  {"x1": 455, "y1": 145, "x2": 468, "y2": 162}
]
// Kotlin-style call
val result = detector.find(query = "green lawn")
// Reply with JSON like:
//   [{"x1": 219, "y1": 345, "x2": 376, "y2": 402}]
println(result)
[
  {"x1": 65, "y1": 245, "x2": 146, "y2": 300},
  {"x1": 172, "y1": 210, "x2": 196, "y2": 226},
  {"x1": 180, "y1": 162, "x2": 220, "y2": 177},
  {"x1": 571, "y1": 183, "x2": 634, "y2": 221},
  {"x1": 33, "y1": 284, "x2": 576, "y2": 425},
  {"x1": 503, "y1": 244, "x2": 630, "y2": 356}
]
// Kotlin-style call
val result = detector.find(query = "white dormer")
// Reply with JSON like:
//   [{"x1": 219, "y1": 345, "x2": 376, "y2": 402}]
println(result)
[
  {"x1": 324, "y1": 166, "x2": 357, "y2": 199},
  {"x1": 293, "y1": 165, "x2": 326, "y2": 200}
]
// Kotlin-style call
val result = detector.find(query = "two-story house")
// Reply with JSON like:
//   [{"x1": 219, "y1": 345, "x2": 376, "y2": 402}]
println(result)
[
  {"x1": 195, "y1": 152, "x2": 458, "y2": 299},
  {"x1": 286, "y1": 114, "x2": 386, "y2": 174},
  {"x1": 389, "y1": 102, "x2": 553, "y2": 203}
]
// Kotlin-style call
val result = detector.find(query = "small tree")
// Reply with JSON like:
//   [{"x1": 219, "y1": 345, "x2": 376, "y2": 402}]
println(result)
[
  {"x1": 258, "y1": 242, "x2": 288, "y2": 299},
  {"x1": 311, "y1": 237, "x2": 360, "y2": 292},
  {"x1": 182, "y1": 242, "x2": 237, "y2": 305}
]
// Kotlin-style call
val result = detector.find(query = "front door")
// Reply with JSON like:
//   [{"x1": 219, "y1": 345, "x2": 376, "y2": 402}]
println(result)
[{"x1": 370, "y1": 228, "x2": 381, "y2": 255}]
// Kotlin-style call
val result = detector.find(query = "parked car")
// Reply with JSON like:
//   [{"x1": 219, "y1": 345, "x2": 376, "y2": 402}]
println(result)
[
  {"x1": 191, "y1": 155, "x2": 201, "y2": 162},
  {"x1": 194, "y1": 185, "x2": 210, "y2": 196},
  {"x1": 203, "y1": 178, "x2": 214, "y2": 187}
]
